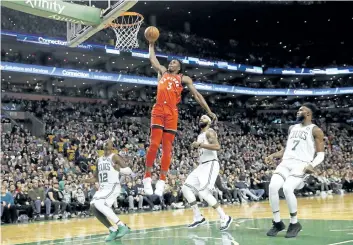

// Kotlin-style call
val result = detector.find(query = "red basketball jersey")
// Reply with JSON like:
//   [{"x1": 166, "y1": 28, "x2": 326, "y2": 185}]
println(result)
[{"x1": 156, "y1": 73, "x2": 183, "y2": 106}]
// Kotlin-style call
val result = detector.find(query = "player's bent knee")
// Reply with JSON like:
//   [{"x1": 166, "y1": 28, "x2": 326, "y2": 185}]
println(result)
[
  {"x1": 182, "y1": 185, "x2": 196, "y2": 203},
  {"x1": 198, "y1": 189, "x2": 217, "y2": 207}
]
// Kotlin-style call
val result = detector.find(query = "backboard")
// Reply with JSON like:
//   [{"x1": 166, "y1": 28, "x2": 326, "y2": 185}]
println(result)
[{"x1": 67, "y1": 0, "x2": 138, "y2": 47}]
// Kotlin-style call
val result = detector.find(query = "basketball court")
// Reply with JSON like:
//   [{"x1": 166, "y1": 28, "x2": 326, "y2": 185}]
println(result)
[{"x1": 2, "y1": 195, "x2": 353, "y2": 245}]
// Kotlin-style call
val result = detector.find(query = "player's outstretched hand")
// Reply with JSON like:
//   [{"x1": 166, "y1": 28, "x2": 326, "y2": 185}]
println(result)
[
  {"x1": 208, "y1": 112, "x2": 218, "y2": 124},
  {"x1": 264, "y1": 155, "x2": 274, "y2": 164},
  {"x1": 304, "y1": 164, "x2": 316, "y2": 174}
]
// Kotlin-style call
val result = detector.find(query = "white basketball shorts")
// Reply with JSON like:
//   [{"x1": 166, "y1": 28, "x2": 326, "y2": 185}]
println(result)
[
  {"x1": 184, "y1": 160, "x2": 220, "y2": 192},
  {"x1": 274, "y1": 159, "x2": 309, "y2": 188},
  {"x1": 91, "y1": 183, "x2": 121, "y2": 207}
]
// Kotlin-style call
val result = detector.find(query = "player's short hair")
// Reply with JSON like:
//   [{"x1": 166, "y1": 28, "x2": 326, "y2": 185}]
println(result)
[{"x1": 302, "y1": 103, "x2": 317, "y2": 116}]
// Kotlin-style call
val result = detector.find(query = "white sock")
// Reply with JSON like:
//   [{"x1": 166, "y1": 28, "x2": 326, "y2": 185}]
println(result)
[
  {"x1": 191, "y1": 204, "x2": 202, "y2": 220},
  {"x1": 273, "y1": 211, "x2": 281, "y2": 223},
  {"x1": 116, "y1": 220, "x2": 125, "y2": 227},
  {"x1": 290, "y1": 215, "x2": 298, "y2": 224},
  {"x1": 109, "y1": 226, "x2": 117, "y2": 232},
  {"x1": 216, "y1": 206, "x2": 227, "y2": 220}
]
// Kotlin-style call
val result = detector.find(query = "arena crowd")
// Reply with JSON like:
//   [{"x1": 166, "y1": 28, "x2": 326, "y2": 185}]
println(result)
[{"x1": 1, "y1": 97, "x2": 352, "y2": 224}]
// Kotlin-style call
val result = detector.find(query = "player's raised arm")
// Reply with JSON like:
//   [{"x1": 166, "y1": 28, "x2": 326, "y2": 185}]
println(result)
[
  {"x1": 149, "y1": 43, "x2": 167, "y2": 75},
  {"x1": 182, "y1": 76, "x2": 217, "y2": 123},
  {"x1": 112, "y1": 154, "x2": 133, "y2": 175}
]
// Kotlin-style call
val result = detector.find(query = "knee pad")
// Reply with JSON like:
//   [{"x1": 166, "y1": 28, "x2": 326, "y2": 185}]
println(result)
[{"x1": 198, "y1": 189, "x2": 217, "y2": 207}]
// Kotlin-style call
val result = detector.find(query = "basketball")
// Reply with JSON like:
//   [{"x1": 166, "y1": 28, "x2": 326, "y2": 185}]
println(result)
[{"x1": 144, "y1": 26, "x2": 160, "y2": 42}]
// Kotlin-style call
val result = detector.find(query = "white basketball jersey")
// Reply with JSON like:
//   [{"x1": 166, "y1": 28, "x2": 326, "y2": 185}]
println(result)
[
  {"x1": 283, "y1": 123, "x2": 317, "y2": 163},
  {"x1": 97, "y1": 154, "x2": 120, "y2": 185},
  {"x1": 197, "y1": 129, "x2": 218, "y2": 163}
]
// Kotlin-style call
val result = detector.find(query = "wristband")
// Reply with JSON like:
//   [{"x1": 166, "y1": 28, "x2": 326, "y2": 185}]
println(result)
[{"x1": 310, "y1": 152, "x2": 325, "y2": 168}]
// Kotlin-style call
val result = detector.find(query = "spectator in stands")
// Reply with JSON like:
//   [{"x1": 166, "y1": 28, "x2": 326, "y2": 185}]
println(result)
[
  {"x1": 28, "y1": 179, "x2": 51, "y2": 220},
  {"x1": 47, "y1": 182, "x2": 67, "y2": 219},
  {"x1": 74, "y1": 187, "x2": 88, "y2": 216},
  {"x1": 234, "y1": 176, "x2": 260, "y2": 201},
  {"x1": 15, "y1": 186, "x2": 34, "y2": 220},
  {"x1": 342, "y1": 173, "x2": 353, "y2": 192},
  {"x1": 126, "y1": 182, "x2": 138, "y2": 211},
  {"x1": 249, "y1": 173, "x2": 265, "y2": 200},
  {"x1": 63, "y1": 183, "x2": 77, "y2": 218},
  {"x1": 0, "y1": 185, "x2": 18, "y2": 224}
]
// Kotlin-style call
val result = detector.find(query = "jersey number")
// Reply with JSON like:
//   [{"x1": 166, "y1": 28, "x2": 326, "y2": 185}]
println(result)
[
  {"x1": 291, "y1": 140, "x2": 300, "y2": 151},
  {"x1": 99, "y1": 173, "x2": 108, "y2": 183},
  {"x1": 167, "y1": 82, "x2": 172, "y2": 90}
]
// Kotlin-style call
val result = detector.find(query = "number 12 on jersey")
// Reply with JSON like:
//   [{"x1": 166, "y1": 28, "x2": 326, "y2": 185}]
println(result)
[
  {"x1": 99, "y1": 173, "x2": 108, "y2": 183},
  {"x1": 291, "y1": 140, "x2": 300, "y2": 151}
]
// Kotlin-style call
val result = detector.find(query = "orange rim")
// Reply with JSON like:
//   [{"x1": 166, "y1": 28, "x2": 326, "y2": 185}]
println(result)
[{"x1": 104, "y1": 12, "x2": 144, "y2": 28}]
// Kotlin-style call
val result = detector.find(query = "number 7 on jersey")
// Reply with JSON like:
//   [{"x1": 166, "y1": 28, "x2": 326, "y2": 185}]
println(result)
[{"x1": 291, "y1": 140, "x2": 300, "y2": 151}]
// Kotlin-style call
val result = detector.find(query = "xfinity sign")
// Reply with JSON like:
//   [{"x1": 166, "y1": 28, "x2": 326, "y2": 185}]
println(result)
[
  {"x1": 26, "y1": 0, "x2": 66, "y2": 15},
  {"x1": 3, "y1": 0, "x2": 102, "y2": 26}
]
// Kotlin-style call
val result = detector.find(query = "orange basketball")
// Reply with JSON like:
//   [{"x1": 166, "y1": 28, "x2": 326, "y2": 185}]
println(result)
[{"x1": 144, "y1": 26, "x2": 160, "y2": 42}]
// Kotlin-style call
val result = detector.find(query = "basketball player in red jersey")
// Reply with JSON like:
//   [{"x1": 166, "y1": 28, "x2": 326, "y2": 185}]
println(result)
[{"x1": 143, "y1": 42, "x2": 217, "y2": 196}]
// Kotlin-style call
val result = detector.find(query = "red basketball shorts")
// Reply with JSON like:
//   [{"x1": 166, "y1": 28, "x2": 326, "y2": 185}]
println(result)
[{"x1": 151, "y1": 104, "x2": 178, "y2": 133}]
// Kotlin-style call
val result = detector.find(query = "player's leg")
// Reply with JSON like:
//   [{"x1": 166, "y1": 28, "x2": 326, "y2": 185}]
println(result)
[
  {"x1": 282, "y1": 165, "x2": 306, "y2": 238},
  {"x1": 182, "y1": 167, "x2": 206, "y2": 228},
  {"x1": 267, "y1": 165, "x2": 289, "y2": 237},
  {"x1": 155, "y1": 130, "x2": 176, "y2": 196},
  {"x1": 92, "y1": 186, "x2": 129, "y2": 241},
  {"x1": 198, "y1": 161, "x2": 233, "y2": 231},
  {"x1": 155, "y1": 109, "x2": 178, "y2": 196},
  {"x1": 90, "y1": 202, "x2": 112, "y2": 229},
  {"x1": 144, "y1": 105, "x2": 164, "y2": 195}
]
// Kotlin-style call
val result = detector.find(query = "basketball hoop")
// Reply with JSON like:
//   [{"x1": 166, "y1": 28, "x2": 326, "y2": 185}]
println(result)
[{"x1": 105, "y1": 12, "x2": 144, "y2": 51}]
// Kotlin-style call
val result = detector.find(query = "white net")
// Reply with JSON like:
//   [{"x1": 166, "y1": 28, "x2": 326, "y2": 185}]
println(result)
[{"x1": 108, "y1": 12, "x2": 144, "y2": 51}]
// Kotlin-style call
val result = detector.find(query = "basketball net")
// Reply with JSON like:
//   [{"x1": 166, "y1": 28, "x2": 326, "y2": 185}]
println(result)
[{"x1": 106, "y1": 12, "x2": 144, "y2": 51}]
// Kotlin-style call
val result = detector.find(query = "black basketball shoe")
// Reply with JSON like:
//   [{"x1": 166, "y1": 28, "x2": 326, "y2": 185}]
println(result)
[
  {"x1": 266, "y1": 220, "x2": 286, "y2": 236},
  {"x1": 220, "y1": 216, "x2": 233, "y2": 231},
  {"x1": 188, "y1": 217, "x2": 207, "y2": 229},
  {"x1": 285, "y1": 222, "x2": 302, "y2": 238}
]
